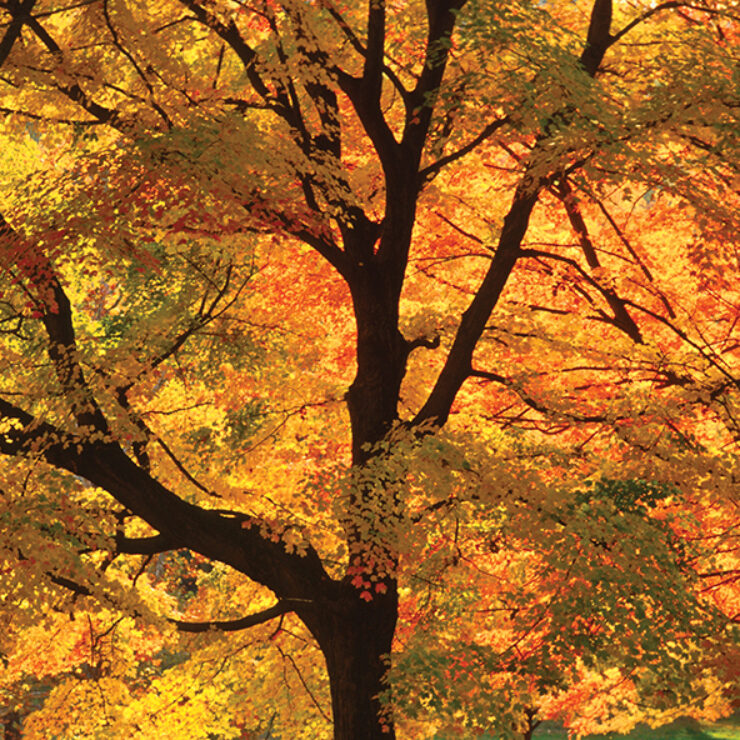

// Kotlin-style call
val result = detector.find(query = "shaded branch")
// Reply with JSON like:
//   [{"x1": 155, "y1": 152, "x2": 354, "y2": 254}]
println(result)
[
  {"x1": 581, "y1": 0, "x2": 728, "y2": 76},
  {"x1": 551, "y1": 179, "x2": 643, "y2": 343},
  {"x1": 172, "y1": 600, "x2": 295, "y2": 633},
  {"x1": 15, "y1": 549, "x2": 94, "y2": 597},
  {"x1": 578, "y1": 184, "x2": 677, "y2": 319},
  {"x1": 0, "y1": 213, "x2": 110, "y2": 432},
  {"x1": 115, "y1": 262, "x2": 253, "y2": 398},
  {"x1": 40, "y1": 280, "x2": 111, "y2": 432},
  {"x1": 410, "y1": 0, "x2": 628, "y2": 430},
  {"x1": 0, "y1": 0, "x2": 38, "y2": 66},
  {"x1": 101, "y1": 0, "x2": 172, "y2": 128},
  {"x1": 580, "y1": 0, "x2": 613, "y2": 76},
  {"x1": 0, "y1": 399, "x2": 332, "y2": 605},
  {"x1": 177, "y1": 0, "x2": 299, "y2": 129},
  {"x1": 405, "y1": 334, "x2": 440, "y2": 355},
  {"x1": 48, "y1": 572, "x2": 92, "y2": 596},
  {"x1": 319, "y1": 0, "x2": 408, "y2": 99},
  {"x1": 0, "y1": 105, "x2": 103, "y2": 125},
  {"x1": 418, "y1": 115, "x2": 511, "y2": 186},
  {"x1": 432, "y1": 210, "x2": 484, "y2": 245},
  {"x1": 115, "y1": 532, "x2": 179, "y2": 555},
  {"x1": 276, "y1": 3, "x2": 381, "y2": 246},
  {"x1": 519, "y1": 247, "x2": 648, "y2": 338},
  {"x1": 154, "y1": 434, "x2": 222, "y2": 498},
  {"x1": 0, "y1": 396, "x2": 35, "y2": 431},
  {"x1": 362, "y1": 0, "x2": 385, "y2": 102},
  {"x1": 319, "y1": 0, "x2": 366, "y2": 56},
  {"x1": 622, "y1": 298, "x2": 740, "y2": 387},
  {"x1": 180, "y1": 0, "x2": 368, "y2": 252},
  {"x1": 402, "y1": 0, "x2": 466, "y2": 156},
  {"x1": 612, "y1": 2, "x2": 688, "y2": 44},
  {"x1": 23, "y1": 15, "x2": 124, "y2": 129},
  {"x1": 276, "y1": 643, "x2": 331, "y2": 722},
  {"x1": 468, "y1": 369, "x2": 608, "y2": 424},
  {"x1": 268, "y1": 208, "x2": 350, "y2": 277},
  {"x1": 413, "y1": 181, "x2": 540, "y2": 428}
]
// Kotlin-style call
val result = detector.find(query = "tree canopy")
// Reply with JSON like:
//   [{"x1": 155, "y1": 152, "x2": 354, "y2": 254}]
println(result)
[{"x1": 0, "y1": 0, "x2": 738, "y2": 738}]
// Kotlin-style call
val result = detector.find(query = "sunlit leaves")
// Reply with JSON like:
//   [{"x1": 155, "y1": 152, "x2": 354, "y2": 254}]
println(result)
[{"x1": 0, "y1": 0, "x2": 738, "y2": 737}]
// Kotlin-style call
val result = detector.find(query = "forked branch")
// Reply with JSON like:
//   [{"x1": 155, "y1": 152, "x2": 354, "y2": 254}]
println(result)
[{"x1": 0, "y1": 0, "x2": 38, "y2": 66}]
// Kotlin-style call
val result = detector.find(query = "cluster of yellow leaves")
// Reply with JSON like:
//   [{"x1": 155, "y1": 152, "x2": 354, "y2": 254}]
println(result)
[{"x1": 0, "y1": 0, "x2": 737, "y2": 737}]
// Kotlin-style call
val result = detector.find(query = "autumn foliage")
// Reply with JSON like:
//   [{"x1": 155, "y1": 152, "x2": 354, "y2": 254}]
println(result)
[{"x1": 0, "y1": 1, "x2": 738, "y2": 738}]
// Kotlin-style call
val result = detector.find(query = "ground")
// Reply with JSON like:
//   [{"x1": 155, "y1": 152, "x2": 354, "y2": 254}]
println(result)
[{"x1": 531, "y1": 713, "x2": 740, "y2": 740}]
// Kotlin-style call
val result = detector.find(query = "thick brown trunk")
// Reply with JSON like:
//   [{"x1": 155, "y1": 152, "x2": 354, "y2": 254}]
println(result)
[
  {"x1": 318, "y1": 229, "x2": 407, "y2": 738},
  {"x1": 306, "y1": 585, "x2": 398, "y2": 740},
  {"x1": 346, "y1": 264, "x2": 408, "y2": 465},
  {"x1": 2, "y1": 711, "x2": 22, "y2": 740}
]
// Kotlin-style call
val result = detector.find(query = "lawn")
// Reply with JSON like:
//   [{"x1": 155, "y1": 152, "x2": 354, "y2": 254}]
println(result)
[{"x1": 531, "y1": 714, "x2": 740, "y2": 740}]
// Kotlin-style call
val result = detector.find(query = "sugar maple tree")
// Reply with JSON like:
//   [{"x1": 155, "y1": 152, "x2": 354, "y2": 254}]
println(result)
[{"x1": 0, "y1": 0, "x2": 739, "y2": 738}]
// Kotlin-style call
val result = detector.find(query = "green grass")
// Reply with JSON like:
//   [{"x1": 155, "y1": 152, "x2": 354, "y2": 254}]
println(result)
[
  {"x1": 531, "y1": 714, "x2": 740, "y2": 740},
  {"x1": 436, "y1": 713, "x2": 740, "y2": 740}
]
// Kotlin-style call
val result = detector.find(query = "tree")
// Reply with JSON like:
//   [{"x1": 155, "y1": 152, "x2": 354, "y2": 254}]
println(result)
[{"x1": 0, "y1": 0, "x2": 738, "y2": 737}]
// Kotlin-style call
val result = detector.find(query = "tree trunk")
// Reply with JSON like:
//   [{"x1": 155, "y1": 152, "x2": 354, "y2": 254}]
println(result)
[
  {"x1": 2, "y1": 711, "x2": 22, "y2": 740},
  {"x1": 307, "y1": 585, "x2": 399, "y2": 740},
  {"x1": 314, "y1": 229, "x2": 407, "y2": 738},
  {"x1": 346, "y1": 270, "x2": 407, "y2": 464}
]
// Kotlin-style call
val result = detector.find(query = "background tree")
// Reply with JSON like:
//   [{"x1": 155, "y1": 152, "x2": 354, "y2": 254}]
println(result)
[{"x1": 0, "y1": 0, "x2": 738, "y2": 738}]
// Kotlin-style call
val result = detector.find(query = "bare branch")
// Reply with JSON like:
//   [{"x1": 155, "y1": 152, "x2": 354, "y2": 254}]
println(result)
[
  {"x1": 0, "y1": 0, "x2": 38, "y2": 66},
  {"x1": 276, "y1": 643, "x2": 331, "y2": 722},
  {"x1": 177, "y1": 0, "x2": 300, "y2": 129},
  {"x1": 406, "y1": 334, "x2": 440, "y2": 354},
  {"x1": 581, "y1": 0, "x2": 613, "y2": 76},
  {"x1": 551, "y1": 179, "x2": 643, "y2": 343},
  {"x1": 576, "y1": 184, "x2": 677, "y2": 320},
  {"x1": 413, "y1": 181, "x2": 540, "y2": 428},
  {"x1": 0, "y1": 213, "x2": 110, "y2": 433},
  {"x1": 172, "y1": 600, "x2": 295, "y2": 633},
  {"x1": 611, "y1": 2, "x2": 684, "y2": 44},
  {"x1": 101, "y1": 0, "x2": 172, "y2": 128},
  {"x1": 402, "y1": 0, "x2": 466, "y2": 156},
  {"x1": 23, "y1": 16, "x2": 124, "y2": 128},
  {"x1": 319, "y1": 0, "x2": 408, "y2": 99},
  {"x1": 48, "y1": 572, "x2": 92, "y2": 596},
  {"x1": 468, "y1": 369, "x2": 608, "y2": 424},
  {"x1": 154, "y1": 434, "x2": 222, "y2": 499},
  {"x1": 363, "y1": 0, "x2": 385, "y2": 101},
  {"x1": 115, "y1": 532, "x2": 179, "y2": 555},
  {"x1": 419, "y1": 116, "x2": 511, "y2": 186},
  {"x1": 0, "y1": 105, "x2": 103, "y2": 125},
  {"x1": 0, "y1": 397, "x2": 332, "y2": 603}
]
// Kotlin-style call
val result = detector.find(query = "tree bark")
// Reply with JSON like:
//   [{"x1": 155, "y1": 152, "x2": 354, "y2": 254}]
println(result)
[
  {"x1": 324, "y1": 225, "x2": 410, "y2": 738},
  {"x1": 307, "y1": 584, "x2": 399, "y2": 740},
  {"x1": 344, "y1": 229, "x2": 411, "y2": 464},
  {"x1": 2, "y1": 711, "x2": 22, "y2": 740}
]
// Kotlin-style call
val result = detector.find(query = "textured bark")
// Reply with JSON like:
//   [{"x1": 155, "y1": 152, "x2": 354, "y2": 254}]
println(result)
[
  {"x1": 2, "y1": 711, "x2": 22, "y2": 740},
  {"x1": 346, "y1": 265, "x2": 408, "y2": 464},
  {"x1": 305, "y1": 585, "x2": 399, "y2": 740},
  {"x1": 337, "y1": 230, "x2": 409, "y2": 736}
]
